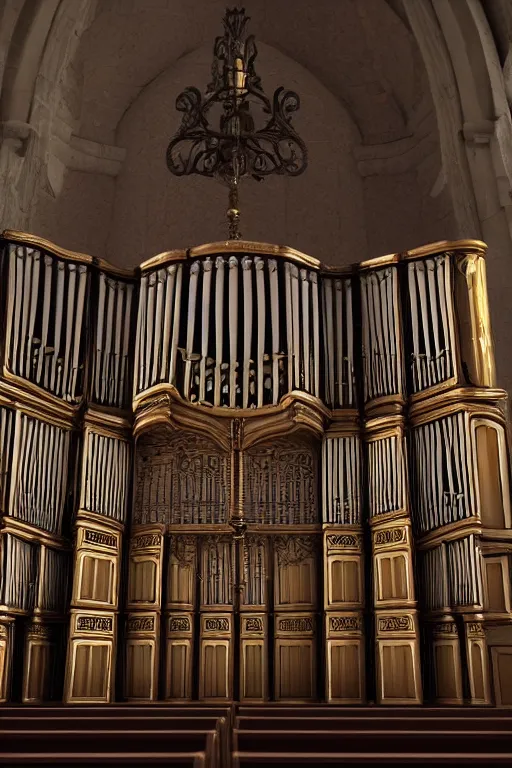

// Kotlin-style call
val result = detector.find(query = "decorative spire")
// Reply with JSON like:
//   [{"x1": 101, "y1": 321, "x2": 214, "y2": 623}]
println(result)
[{"x1": 166, "y1": 7, "x2": 308, "y2": 240}]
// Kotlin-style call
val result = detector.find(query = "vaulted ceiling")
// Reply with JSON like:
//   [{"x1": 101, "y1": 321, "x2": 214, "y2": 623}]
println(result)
[{"x1": 76, "y1": 0, "x2": 425, "y2": 147}]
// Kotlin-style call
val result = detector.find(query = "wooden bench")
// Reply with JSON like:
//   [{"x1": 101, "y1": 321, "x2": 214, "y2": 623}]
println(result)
[
  {"x1": 235, "y1": 715, "x2": 512, "y2": 732},
  {"x1": 0, "y1": 754, "x2": 206, "y2": 767},
  {"x1": 233, "y1": 728, "x2": 512, "y2": 754},
  {"x1": 0, "y1": 706, "x2": 232, "y2": 719},
  {"x1": 0, "y1": 716, "x2": 229, "y2": 767},
  {"x1": 231, "y1": 754, "x2": 512, "y2": 767},
  {"x1": 0, "y1": 729, "x2": 218, "y2": 768},
  {"x1": 236, "y1": 706, "x2": 512, "y2": 718}
]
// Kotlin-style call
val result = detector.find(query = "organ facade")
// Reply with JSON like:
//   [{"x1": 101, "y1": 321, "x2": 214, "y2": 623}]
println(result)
[{"x1": 0, "y1": 230, "x2": 511, "y2": 707}]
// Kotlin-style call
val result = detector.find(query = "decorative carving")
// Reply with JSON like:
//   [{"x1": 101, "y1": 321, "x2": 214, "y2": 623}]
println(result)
[
  {"x1": 244, "y1": 438, "x2": 318, "y2": 524},
  {"x1": 278, "y1": 617, "x2": 313, "y2": 632},
  {"x1": 131, "y1": 534, "x2": 161, "y2": 550},
  {"x1": 127, "y1": 616, "x2": 154, "y2": 633},
  {"x1": 327, "y1": 534, "x2": 359, "y2": 549},
  {"x1": 244, "y1": 617, "x2": 263, "y2": 632},
  {"x1": 77, "y1": 616, "x2": 113, "y2": 632},
  {"x1": 468, "y1": 621, "x2": 485, "y2": 636},
  {"x1": 432, "y1": 622, "x2": 458, "y2": 636},
  {"x1": 27, "y1": 623, "x2": 52, "y2": 639},
  {"x1": 275, "y1": 535, "x2": 318, "y2": 567},
  {"x1": 170, "y1": 536, "x2": 197, "y2": 566},
  {"x1": 135, "y1": 432, "x2": 230, "y2": 525},
  {"x1": 201, "y1": 536, "x2": 234, "y2": 605},
  {"x1": 204, "y1": 617, "x2": 229, "y2": 632},
  {"x1": 374, "y1": 528, "x2": 406, "y2": 546},
  {"x1": 329, "y1": 616, "x2": 362, "y2": 632},
  {"x1": 243, "y1": 535, "x2": 267, "y2": 606},
  {"x1": 378, "y1": 615, "x2": 413, "y2": 632},
  {"x1": 169, "y1": 616, "x2": 191, "y2": 632},
  {"x1": 85, "y1": 530, "x2": 117, "y2": 549}
]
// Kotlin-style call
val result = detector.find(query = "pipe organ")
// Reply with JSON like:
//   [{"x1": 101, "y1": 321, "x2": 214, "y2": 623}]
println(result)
[{"x1": 0, "y1": 230, "x2": 511, "y2": 707}]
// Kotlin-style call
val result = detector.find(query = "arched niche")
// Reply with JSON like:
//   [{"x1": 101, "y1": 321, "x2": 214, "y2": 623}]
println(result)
[
  {"x1": 133, "y1": 427, "x2": 231, "y2": 526},
  {"x1": 242, "y1": 431, "x2": 320, "y2": 525}
]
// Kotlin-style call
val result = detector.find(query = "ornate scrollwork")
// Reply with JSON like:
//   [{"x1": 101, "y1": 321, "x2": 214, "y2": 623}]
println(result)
[
  {"x1": 274, "y1": 535, "x2": 318, "y2": 567},
  {"x1": 167, "y1": 11, "x2": 306, "y2": 183},
  {"x1": 135, "y1": 432, "x2": 230, "y2": 525},
  {"x1": 244, "y1": 438, "x2": 318, "y2": 524},
  {"x1": 166, "y1": 8, "x2": 307, "y2": 238}
]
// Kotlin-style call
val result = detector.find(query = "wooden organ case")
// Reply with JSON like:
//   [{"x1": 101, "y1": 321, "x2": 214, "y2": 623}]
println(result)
[{"x1": 0, "y1": 231, "x2": 511, "y2": 708}]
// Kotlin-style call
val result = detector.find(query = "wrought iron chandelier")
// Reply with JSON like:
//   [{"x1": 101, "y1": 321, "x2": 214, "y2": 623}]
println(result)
[{"x1": 166, "y1": 7, "x2": 308, "y2": 240}]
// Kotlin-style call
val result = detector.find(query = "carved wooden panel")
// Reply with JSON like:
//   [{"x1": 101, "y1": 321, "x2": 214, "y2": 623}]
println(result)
[
  {"x1": 377, "y1": 641, "x2": 421, "y2": 703},
  {"x1": 200, "y1": 537, "x2": 234, "y2": 607},
  {"x1": 328, "y1": 641, "x2": 363, "y2": 701},
  {"x1": 167, "y1": 536, "x2": 197, "y2": 609},
  {"x1": 433, "y1": 641, "x2": 463, "y2": 704},
  {"x1": 127, "y1": 529, "x2": 164, "y2": 610},
  {"x1": 274, "y1": 612, "x2": 316, "y2": 702},
  {"x1": 328, "y1": 557, "x2": 363, "y2": 607},
  {"x1": 242, "y1": 535, "x2": 267, "y2": 606},
  {"x1": 199, "y1": 613, "x2": 233, "y2": 700},
  {"x1": 240, "y1": 614, "x2": 267, "y2": 701},
  {"x1": 23, "y1": 629, "x2": 53, "y2": 703},
  {"x1": 274, "y1": 536, "x2": 319, "y2": 609},
  {"x1": 325, "y1": 612, "x2": 365, "y2": 703},
  {"x1": 65, "y1": 610, "x2": 116, "y2": 703},
  {"x1": 69, "y1": 642, "x2": 111, "y2": 701},
  {"x1": 125, "y1": 612, "x2": 159, "y2": 701},
  {"x1": 165, "y1": 612, "x2": 194, "y2": 700},
  {"x1": 135, "y1": 432, "x2": 230, "y2": 525},
  {"x1": 463, "y1": 620, "x2": 492, "y2": 705},
  {"x1": 491, "y1": 647, "x2": 512, "y2": 706},
  {"x1": 472, "y1": 420, "x2": 511, "y2": 530},
  {"x1": 244, "y1": 439, "x2": 319, "y2": 525},
  {"x1": 375, "y1": 552, "x2": 411, "y2": 604},
  {"x1": 126, "y1": 641, "x2": 154, "y2": 699},
  {"x1": 484, "y1": 556, "x2": 511, "y2": 615},
  {"x1": 76, "y1": 554, "x2": 115, "y2": 606}
]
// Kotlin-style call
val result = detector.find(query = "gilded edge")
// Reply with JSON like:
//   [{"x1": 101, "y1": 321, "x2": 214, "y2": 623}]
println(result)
[
  {"x1": 1, "y1": 229, "x2": 134, "y2": 279},
  {"x1": 2, "y1": 230, "x2": 489, "y2": 275}
]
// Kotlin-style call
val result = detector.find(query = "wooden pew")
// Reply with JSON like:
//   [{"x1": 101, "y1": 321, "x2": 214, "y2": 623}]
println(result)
[
  {"x1": 0, "y1": 716, "x2": 229, "y2": 768},
  {"x1": 232, "y1": 755, "x2": 512, "y2": 767},
  {"x1": 235, "y1": 715, "x2": 512, "y2": 732},
  {"x1": 0, "y1": 706, "x2": 232, "y2": 719},
  {"x1": 233, "y1": 728, "x2": 512, "y2": 755},
  {"x1": 0, "y1": 754, "x2": 206, "y2": 767},
  {"x1": 0, "y1": 729, "x2": 218, "y2": 768},
  {"x1": 236, "y1": 706, "x2": 512, "y2": 718}
]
